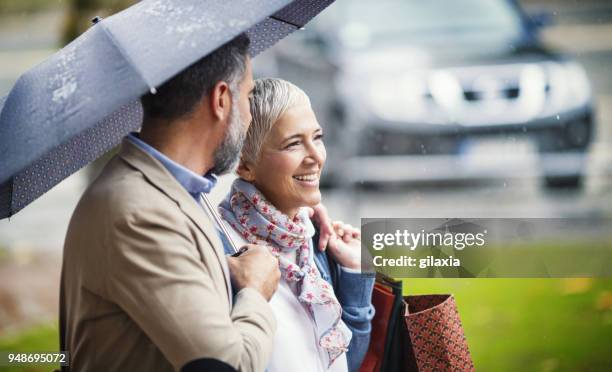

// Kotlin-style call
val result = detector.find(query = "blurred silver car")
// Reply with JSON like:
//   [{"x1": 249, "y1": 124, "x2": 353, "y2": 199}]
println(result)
[{"x1": 259, "y1": 0, "x2": 594, "y2": 189}]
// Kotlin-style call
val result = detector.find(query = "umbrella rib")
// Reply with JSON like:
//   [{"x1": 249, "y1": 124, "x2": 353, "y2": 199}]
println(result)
[
  {"x1": 269, "y1": 15, "x2": 302, "y2": 29},
  {"x1": 98, "y1": 22, "x2": 156, "y2": 91}
]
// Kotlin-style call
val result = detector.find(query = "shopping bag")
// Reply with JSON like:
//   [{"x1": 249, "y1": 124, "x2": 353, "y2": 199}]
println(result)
[{"x1": 360, "y1": 277, "x2": 475, "y2": 372}]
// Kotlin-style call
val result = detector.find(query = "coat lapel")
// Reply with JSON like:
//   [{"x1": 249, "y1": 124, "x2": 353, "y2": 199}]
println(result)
[{"x1": 117, "y1": 138, "x2": 233, "y2": 305}]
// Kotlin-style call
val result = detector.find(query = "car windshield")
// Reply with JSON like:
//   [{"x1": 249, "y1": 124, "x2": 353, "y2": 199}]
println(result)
[{"x1": 330, "y1": 0, "x2": 524, "y2": 49}]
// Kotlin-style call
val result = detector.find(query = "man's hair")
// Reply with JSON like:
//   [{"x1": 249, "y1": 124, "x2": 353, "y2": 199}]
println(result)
[
  {"x1": 141, "y1": 33, "x2": 250, "y2": 122},
  {"x1": 242, "y1": 78, "x2": 310, "y2": 164}
]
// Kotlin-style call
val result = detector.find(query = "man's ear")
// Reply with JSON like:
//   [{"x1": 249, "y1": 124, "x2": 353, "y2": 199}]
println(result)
[
  {"x1": 236, "y1": 158, "x2": 256, "y2": 182},
  {"x1": 209, "y1": 81, "x2": 231, "y2": 121}
]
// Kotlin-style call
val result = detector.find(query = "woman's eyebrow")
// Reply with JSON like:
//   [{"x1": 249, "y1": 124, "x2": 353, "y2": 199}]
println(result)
[
  {"x1": 281, "y1": 128, "x2": 322, "y2": 143},
  {"x1": 281, "y1": 133, "x2": 302, "y2": 143}
]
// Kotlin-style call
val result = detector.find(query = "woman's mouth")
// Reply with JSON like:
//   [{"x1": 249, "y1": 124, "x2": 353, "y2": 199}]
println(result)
[{"x1": 292, "y1": 173, "x2": 319, "y2": 187}]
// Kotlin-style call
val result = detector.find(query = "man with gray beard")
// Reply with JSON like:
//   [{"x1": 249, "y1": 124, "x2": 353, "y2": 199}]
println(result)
[
  {"x1": 60, "y1": 34, "x2": 281, "y2": 372},
  {"x1": 212, "y1": 85, "x2": 248, "y2": 175}
]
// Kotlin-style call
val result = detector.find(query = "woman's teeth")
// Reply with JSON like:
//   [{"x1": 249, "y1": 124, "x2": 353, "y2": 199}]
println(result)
[{"x1": 293, "y1": 174, "x2": 318, "y2": 182}]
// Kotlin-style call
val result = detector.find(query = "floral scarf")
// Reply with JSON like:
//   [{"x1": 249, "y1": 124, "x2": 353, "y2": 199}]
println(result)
[{"x1": 219, "y1": 178, "x2": 351, "y2": 367}]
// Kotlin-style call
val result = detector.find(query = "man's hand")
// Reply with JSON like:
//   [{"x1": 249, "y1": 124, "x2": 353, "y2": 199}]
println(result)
[
  {"x1": 308, "y1": 203, "x2": 334, "y2": 251},
  {"x1": 226, "y1": 245, "x2": 280, "y2": 301},
  {"x1": 308, "y1": 204, "x2": 362, "y2": 269},
  {"x1": 331, "y1": 220, "x2": 360, "y2": 243}
]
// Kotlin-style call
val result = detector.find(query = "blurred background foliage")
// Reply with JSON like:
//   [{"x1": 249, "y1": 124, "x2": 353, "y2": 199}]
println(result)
[
  {"x1": 60, "y1": 0, "x2": 134, "y2": 45},
  {"x1": 0, "y1": 0, "x2": 134, "y2": 46},
  {"x1": 0, "y1": 0, "x2": 57, "y2": 14}
]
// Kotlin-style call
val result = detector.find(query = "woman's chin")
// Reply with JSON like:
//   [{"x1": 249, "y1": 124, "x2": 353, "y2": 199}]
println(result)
[{"x1": 301, "y1": 193, "x2": 322, "y2": 210}]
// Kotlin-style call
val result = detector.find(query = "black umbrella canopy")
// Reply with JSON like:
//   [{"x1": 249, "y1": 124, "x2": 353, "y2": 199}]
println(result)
[{"x1": 0, "y1": 0, "x2": 334, "y2": 219}]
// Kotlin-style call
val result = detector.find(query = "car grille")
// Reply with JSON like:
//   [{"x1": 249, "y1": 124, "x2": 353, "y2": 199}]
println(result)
[{"x1": 356, "y1": 129, "x2": 460, "y2": 156}]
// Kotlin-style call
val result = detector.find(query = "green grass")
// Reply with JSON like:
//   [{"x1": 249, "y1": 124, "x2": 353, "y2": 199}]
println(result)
[
  {"x1": 0, "y1": 280, "x2": 610, "y2": 371},
  {"x1": 0, "y1": 323, "x2": 59, "y2": 372},
  {"x1": 405, "y1": 278, "x2": 612, "y2": 371}
]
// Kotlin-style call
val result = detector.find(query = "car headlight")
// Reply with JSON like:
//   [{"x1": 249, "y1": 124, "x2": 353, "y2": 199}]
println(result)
[
  {"x1": 545, "y1": 61, "x2": 592, "y2": 113},
  {"x1": 564, "y1": 61, "x2": 591, "y2": 107}
]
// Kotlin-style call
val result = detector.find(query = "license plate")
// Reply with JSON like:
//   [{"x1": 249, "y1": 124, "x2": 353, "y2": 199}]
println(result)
[{"x1": 459, "y1": 137, "x2": 536, "y2": 167}]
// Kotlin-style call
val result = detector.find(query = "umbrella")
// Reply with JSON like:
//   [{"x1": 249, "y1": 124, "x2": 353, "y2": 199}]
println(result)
[{"x1": 0, "y1": 0, "x2": 334, "y2": 219}]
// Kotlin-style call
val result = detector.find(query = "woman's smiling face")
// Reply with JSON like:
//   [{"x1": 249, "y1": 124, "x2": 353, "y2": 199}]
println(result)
[{"x1": 240, "y1": 103, "x2": 326, "y2": 218}]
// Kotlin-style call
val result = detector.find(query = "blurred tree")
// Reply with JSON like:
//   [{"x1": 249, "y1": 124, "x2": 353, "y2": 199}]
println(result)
[
  {"x1": 0, "y1": 0, "x2": 56, "y2": 14},
  {"x1": 62, "y1": 0, "x2": 135, "y2": 46}
]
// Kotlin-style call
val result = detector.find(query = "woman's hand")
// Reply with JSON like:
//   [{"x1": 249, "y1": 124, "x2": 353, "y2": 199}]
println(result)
[
  {"x1": 327, "y1": 220, "x2": 361, "y2": 271},
  {"x1": 308, "y1": 204, "x2": 361, "y2": 270}
]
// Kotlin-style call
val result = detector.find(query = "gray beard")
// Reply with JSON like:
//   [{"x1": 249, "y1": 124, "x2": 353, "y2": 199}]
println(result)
[{"x1": 211, "y1": 91, "x2": 246, "y2": 175}]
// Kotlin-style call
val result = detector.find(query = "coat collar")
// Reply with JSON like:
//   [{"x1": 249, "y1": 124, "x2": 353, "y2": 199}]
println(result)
[
  {"x1": 117, "y1": 137, "x2": 232, "y2": 304},
  {"x1": 126, "y1": 133, "x2": 218, "y2": 198}
]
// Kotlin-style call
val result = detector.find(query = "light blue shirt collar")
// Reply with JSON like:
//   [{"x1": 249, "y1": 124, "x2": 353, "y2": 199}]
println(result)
[{"x1": 127, "y1": 133, "x2": 217, "y2": 199}]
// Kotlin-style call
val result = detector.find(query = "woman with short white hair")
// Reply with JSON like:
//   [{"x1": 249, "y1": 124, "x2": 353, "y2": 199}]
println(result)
[{"x1": 219, "y1": 78, "x2": 374, "y2": 372}]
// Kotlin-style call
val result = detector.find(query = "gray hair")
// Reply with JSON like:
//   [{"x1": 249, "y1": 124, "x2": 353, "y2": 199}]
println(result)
[{"x1": 242, "y1": 78, "x2": 311, "y2": 163}]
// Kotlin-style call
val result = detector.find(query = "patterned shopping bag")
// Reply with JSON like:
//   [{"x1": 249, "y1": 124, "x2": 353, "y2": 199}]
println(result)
[{"x1": 360, "y1": 278, "x2": 474, "y2": 372}]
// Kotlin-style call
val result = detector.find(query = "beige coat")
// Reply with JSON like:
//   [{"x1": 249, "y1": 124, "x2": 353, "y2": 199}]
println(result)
[{"x1": 60, "y1": 138, "x2": 275, "y2": 372}]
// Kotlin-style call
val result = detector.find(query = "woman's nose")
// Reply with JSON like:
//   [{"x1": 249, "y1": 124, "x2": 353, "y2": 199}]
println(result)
[{"x1": 304, "y1": 142, "x2": 325, "y2": 164}]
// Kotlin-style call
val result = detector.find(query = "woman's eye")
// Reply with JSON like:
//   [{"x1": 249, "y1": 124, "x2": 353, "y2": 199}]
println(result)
[{"x1": 285, "y1": 141, "x2": 300, "y2": 149}]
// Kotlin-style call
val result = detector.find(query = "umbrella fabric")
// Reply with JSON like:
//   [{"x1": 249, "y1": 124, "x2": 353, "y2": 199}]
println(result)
[{"x1": 0, "y1": 0, "x2": 334, "y2": 219}]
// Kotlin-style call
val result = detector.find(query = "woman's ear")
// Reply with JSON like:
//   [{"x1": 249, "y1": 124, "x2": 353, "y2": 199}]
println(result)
[
  {"x1": 209, "y1": 81, "x2": 231, "y2": 121},
  {"x1": 236, "y1": 158, "x2": 256, "y2": 182}
]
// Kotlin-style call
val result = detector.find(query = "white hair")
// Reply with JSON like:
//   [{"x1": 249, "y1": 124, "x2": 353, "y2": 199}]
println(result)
[{"x1": 242, "y1": 78, "x2": 311, "y2": 164}]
